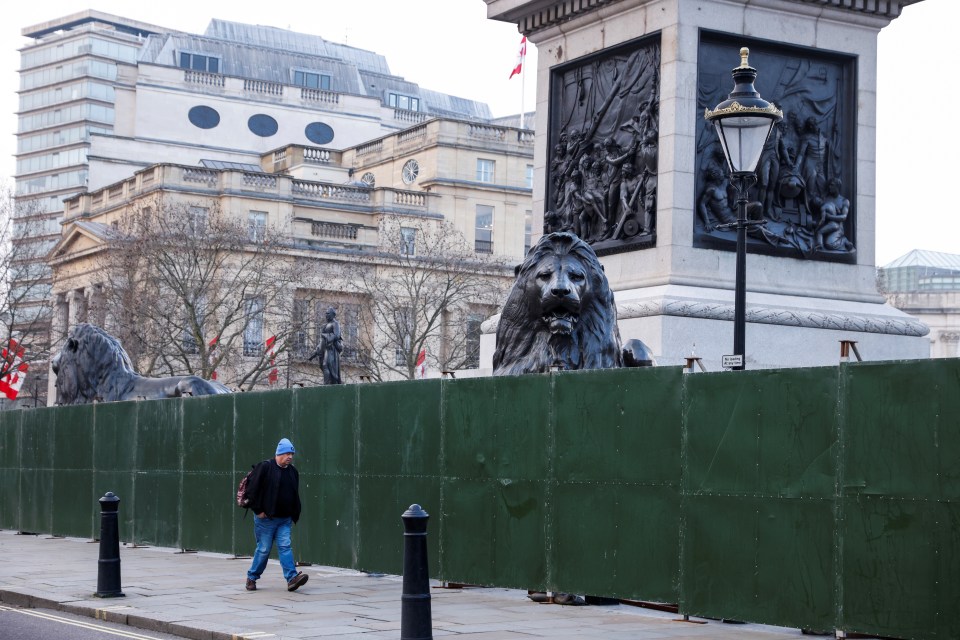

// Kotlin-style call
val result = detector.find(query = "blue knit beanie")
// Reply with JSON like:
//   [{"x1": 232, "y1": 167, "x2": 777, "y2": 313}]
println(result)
[{"x1": 276, "y1": 438, "x2": 295, "y2": 455}]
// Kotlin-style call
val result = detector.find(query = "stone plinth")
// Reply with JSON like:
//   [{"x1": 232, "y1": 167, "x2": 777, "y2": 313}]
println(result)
[{"x1": 481, "y1": 0, "x2": 929, "y2": 370}]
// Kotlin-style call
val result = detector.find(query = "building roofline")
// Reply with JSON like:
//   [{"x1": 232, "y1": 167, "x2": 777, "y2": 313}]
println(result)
[{"x1": 22, "y1": 9, "x2": 172, "y2": 39}]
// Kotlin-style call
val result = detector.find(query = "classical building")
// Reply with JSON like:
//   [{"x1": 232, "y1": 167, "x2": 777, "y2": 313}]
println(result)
[
  {"x1": 879, "y1": 249, "x2": 960, "y2": 358},
  {"x1": 12, "y1": 10, "x2": 531, "y2": 405},
  {"x1": 48, "y1": 117, "x2": 532, "y2": 393}
]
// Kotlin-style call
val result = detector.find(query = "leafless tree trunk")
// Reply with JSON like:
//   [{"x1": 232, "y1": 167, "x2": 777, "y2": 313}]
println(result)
[
  {"x1": 0, "y1": 189, "x2": 54, "y2": 407},
  {"x1": 346, "y1": 214, "x2": 510, "y2": 381},
  {"x1": 93, "y1": 196, "x2": 304, "y2": 390}
]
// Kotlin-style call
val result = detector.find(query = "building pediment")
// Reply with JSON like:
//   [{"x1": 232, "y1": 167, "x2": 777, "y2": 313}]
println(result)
[{"x1": 48, "y1": 221, "x2": 117, "y2": 264}]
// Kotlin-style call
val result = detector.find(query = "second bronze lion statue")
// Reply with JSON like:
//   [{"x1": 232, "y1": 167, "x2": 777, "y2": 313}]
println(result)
[
  {"x1": 493, "y1": 232, "x2": 623, "y2": 375},
  {"x1": 52, "y1": 323, "x2": 231, "y2": 404}
]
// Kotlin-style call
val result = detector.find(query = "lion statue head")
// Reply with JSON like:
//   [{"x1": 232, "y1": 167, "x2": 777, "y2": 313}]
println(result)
[
  {"x1": 52, "y1": 323, "x2": 231, "y2": 404},
  {"x1": 493, "y1": 232, "x2": 623, "y2": 375}
]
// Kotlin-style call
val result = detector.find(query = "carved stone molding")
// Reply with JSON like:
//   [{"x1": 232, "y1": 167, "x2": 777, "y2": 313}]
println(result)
[
  {"x1": 491, "y1": 0, "x2": 920, "y2": 36},
  {"x1": 617, "y1": 299, "x2": 930, "y2": 337},
  {"x1": 481, "y1": 298, "x2": 929, "y2": 337}
]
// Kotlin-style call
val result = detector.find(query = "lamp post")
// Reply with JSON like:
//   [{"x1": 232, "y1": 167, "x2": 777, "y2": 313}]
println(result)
[{"x1": 704, "y1": 48, "x2": 782, "y2": 370}]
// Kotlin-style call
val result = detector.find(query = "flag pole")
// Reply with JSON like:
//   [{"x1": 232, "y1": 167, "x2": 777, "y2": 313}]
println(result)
[{"x1": 520, "y1": 56, "x2": 526, "y2": 130}]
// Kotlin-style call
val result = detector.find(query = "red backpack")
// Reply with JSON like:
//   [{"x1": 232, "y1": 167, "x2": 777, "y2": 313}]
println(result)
[{"x1": 236, "y1": 464, "x2": 256, "y2": 508}]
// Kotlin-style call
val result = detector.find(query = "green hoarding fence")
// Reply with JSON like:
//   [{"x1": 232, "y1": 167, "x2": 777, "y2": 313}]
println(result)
[{"x1": 0, "y1": 359, "x2": 956, "y2": 639}]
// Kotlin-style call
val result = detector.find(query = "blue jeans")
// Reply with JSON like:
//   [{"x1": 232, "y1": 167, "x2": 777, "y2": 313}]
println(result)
[{"x1": 247, "y1": 516, "x2": 297, "y2": 582}]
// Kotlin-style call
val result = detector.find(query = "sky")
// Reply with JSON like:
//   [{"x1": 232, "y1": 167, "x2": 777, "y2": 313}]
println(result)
[{"x1": 2, "y1": 0, "x2": 956, "y2": 266}]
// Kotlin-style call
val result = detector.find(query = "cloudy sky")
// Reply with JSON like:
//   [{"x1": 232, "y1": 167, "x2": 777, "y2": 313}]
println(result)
[{"x1": 3, "y1": 0, "x2": 956, "y2": 265}]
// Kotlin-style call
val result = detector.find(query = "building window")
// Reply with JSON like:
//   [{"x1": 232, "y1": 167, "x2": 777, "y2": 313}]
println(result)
[
  {"x1": 182, "y1": 298, "x2": 206, "y2": 355},
  {"x1": 340, "y1": 303, "x2": 362, "y2": 363},
  {"x1": 388, "y1": 93, "x2": 420, "y2": 111},
  {"x1": 524, "y1": 210, "x2": 532, "y2": 255},
  {"x1": 292, "y1": 299, "x2": 312, "y2": 359},
  {"x1": 293, "y1": 70, "x2": 331, "y2": 90},
  {"x1": 400, "y1": 227, "x2": 417, "y2": 256},
  {"x1": 188, "y1": 206, "x2": 208, "y2": 234},
  {"x1": 179, "y1": 52, "x2": 220, "y2": 73},
  {"x1": 475, "y1": 205, "x2": 493, "y2": 254},
  {"x1": 304, "y1": 122, "x2": 335, "y2": 145},
  {"x1": 248, "y1": 114, "x2": 278, "y2": 137},
  {"x1": 248, "y1": 211, "x2": 267, "y2": 242},
  {"x1": 394, "y1": 306, "x2": 412, "y2": 366},
  {"x1": 465, "y1": 313, "x2": 485, "y2": 369},
  {"x1": 525, "y1": 164, "x2": 534, "y2": 189},
  {"x1": 188, "y1": 105, "x2": 220, "y2": 129},
  {"x1": 243, "y1": 297, "x2": 265, "y2": 356},
  {"x1": 476, "y1": 159, "x2": 495, "y2": 183},
  {"x1": 401, "y1": 159, "x2": 419, "y2": 184}
]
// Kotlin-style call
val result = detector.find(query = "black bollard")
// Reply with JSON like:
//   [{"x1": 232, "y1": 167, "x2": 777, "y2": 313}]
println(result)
[
  {"x1": 95, "y1": 492, "x2": 125, "y2": 598},
  {"x1": 400, "y1": 504, "x2": 432, "y2": 640}
]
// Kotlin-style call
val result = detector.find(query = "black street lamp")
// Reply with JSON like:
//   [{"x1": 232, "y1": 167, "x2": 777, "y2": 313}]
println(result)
[{"x1": 704, "y1": 47, "x2": 782, "y2": 370}]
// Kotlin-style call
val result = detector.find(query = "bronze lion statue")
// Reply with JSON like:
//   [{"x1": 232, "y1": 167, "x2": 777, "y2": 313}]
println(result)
[
  {"x1": 52, "y1": 323, "x2": 231, "y2": 404},
  {"x1": 493, "y1": 232, "x2": 623, "y2": 375}
]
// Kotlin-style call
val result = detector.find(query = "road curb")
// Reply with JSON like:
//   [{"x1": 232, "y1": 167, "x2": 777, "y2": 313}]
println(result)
[{"x1": 1, "y1": 588, "x2": 241, "y2": 640}]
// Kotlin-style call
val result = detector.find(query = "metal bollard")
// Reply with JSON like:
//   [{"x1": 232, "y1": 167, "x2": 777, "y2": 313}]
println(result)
[
  {"x1": 400, "y1": 504, "x2": 432, "y2": 640},
  {"x1": 95, "y1": 492, "x2": 125, "y2": 598}
]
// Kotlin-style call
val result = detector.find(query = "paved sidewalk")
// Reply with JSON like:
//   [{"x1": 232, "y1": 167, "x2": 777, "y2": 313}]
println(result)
[{"x1": 0, "y1": 529, "x2": 850, "y2": 640}]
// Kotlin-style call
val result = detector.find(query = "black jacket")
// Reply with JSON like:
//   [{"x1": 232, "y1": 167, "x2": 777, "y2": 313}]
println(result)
[{"x1": 245, "y1": 458, "x2": 302, "y2": 523}]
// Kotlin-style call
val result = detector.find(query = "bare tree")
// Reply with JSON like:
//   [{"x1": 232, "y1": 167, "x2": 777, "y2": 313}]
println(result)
[
  {"x1": 94, "y1": 196, "x2": 303, "y2": 390},
  {"x1": 0, "y1": 188, "x2": 55, "y2": 407},
  {"x1": 347, "y1": 214, "x2": 510, "y2": 381}
]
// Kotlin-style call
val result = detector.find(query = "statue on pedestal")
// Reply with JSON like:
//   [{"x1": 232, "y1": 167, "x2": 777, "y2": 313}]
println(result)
[{"x1": 310, "y1": 307, "x2": 343, "y2": 385}]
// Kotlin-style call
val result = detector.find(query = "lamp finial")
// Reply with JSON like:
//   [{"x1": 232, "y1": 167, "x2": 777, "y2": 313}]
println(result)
[{"x1": 739, "y1": 47, "x2": 750, "y2": 68}]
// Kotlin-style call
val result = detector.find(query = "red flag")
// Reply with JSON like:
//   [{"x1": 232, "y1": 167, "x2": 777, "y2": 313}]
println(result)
[
  {"x1": 208, "y1": 335, "x2": 219, "y2": 380},
  {"x1": 509, "y1": 36, "x2": 527, "y2": 79},
  {"x1": 0, "y1": 339, "x2": 29, "y2": 401},
  {"x1": 266, "y1": 336, "x2": 278, "y2": 385},
  {"x1": 415, "y1": 349, "x2": 426, "y2": 379}
]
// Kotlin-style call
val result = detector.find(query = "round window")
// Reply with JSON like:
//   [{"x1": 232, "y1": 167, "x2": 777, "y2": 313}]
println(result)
[
  {"x1": 248, "y1": 114, "x2": 279, "y2": 137},
  {"x1": 360, "y1": 172, "x2": 376, "y2": 187},
  {"x1": 305, "y1": 122, "x2": 335, "y2": 145},
  {"x1": 188, "y1": 105, "x2": 220, "y2": 129},
  {"x1": 401, "y1": 159, "x2": 419, "y2": 185}
]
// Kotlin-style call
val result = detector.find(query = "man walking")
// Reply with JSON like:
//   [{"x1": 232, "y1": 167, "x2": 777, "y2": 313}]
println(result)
[{"x1": 244, "y1": 437, "x2": 309, "y2": 592}]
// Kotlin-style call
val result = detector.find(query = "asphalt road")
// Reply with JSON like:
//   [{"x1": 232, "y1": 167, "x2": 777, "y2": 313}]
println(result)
[{"x1": 0, "y1": 604, "x2": 190, "y2": 640}]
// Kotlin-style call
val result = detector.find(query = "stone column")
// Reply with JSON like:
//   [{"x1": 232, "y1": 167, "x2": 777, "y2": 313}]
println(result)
[
  {"x1": 51, "y1": 293, "x2": 69, "y2": 345},
  {"x1": 84, "y1": 285, "x2": 105, "y2": 327}
]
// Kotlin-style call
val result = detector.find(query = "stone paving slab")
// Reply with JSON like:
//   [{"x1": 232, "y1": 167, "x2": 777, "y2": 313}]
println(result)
[{"x1": 0, "y1": 529, "x2": 869, "y2": 640}]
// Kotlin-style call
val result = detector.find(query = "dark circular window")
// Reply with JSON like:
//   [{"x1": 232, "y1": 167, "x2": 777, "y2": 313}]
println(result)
[
  {"x1": 248, "y1": 114, "x2": 278, "y2": 137},
  {"x1": 305, "y1": 122, "x2": 335, "y2": 145},
  {"x1": 188, "y1": 105, "x2": 220, "y2": 129}
]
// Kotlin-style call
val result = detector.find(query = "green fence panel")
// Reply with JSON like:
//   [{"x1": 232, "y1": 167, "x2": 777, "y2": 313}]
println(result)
[
  {"x1": 440, "y1": 374, "x2": 552, "y2": 587},
  {"x1": 181, "y1": 393, "x2": 235, "y2": 554},
  {"x1": 134, "y1": 398, "x2": 183, "y2": 547},
  {"x1": 92, "y1": 401, "x2": 138, "y2": 538},
  {"x1": 19, "y1": 408, "x2": 54, "y2": 534},
  {"x1": 681, "y1": 367, "x2": 838, "y2": 629},
  {"x1": 0, "y1": 410, "x2": 22, "y2": 530},
  {"x1": 294, "y1": 384, "x2": 357, "y2": 567},
  {"x1": 840, "y1": 359, "x2": 960, "y2": 640},
  {"x1": 6, "y1": 360, "x2": 960, "y2": 640},
  {"x1": 233, "y1": 391, "x2": 268, "y2": 556},
  {"x1": 51, "y1": 404, "x2": 95, "y2": 538},
  {"x1": 356, "y1": 379, "x2": 442, "y2": 574},
  {"x1": 553, "y1": 366, "x2": 682, "y2": 601}
]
